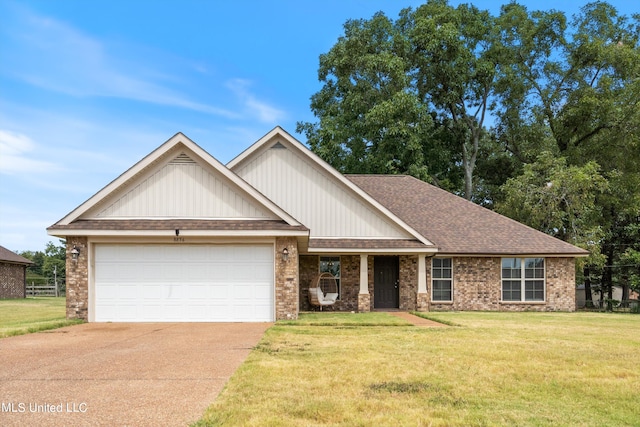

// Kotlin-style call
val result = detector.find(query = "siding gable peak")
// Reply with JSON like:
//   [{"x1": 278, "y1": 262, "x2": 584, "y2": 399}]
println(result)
[
  {"x1": 51, "y1": 132, "x2": 302, "y2": 227},
  {"x1": 228, "y1": 127, "x2": 434, "y2": 246}
]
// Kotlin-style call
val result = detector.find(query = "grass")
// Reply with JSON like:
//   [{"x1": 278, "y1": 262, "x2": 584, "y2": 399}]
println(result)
[
  {"x1": 279, "y1": 311, "x2": 411, "y2": 326},
  {"x1": 0, "y1": 297, "x2": 82, "y2": 338},
  {"x1": 195, "y1": 311, "x2": 640, "y2": 427}
]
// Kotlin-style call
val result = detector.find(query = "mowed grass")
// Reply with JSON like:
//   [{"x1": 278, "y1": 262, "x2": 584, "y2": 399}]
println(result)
[
  {"x1": 0, "y1": 297, "x2": 82, "y2": 338},
  {"x1": 196, "y1": 312, "x2": 640, "y2": 427}
]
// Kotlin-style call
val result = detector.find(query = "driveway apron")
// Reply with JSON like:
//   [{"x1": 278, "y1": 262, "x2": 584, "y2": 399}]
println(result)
[{"x1": 0, "y1": 322, "x2": 271, "y2": 426}]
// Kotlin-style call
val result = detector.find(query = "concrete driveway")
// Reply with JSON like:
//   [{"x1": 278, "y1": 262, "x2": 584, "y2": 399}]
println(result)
[{"x1": 0, "y1": 322, "x2": 271, "y2": 426}]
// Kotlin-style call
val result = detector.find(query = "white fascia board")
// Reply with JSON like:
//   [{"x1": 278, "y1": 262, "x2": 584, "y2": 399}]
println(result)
[
  {"x1": 228, "y1": 126, "x2": 434, "y2": 247},
  {"x1": 53, "y1": 132, "x2": 302, "y2": 227},
  {"x1": 307, "y1": 247, "x2": 439, "y2": 254},
  {"x1": 49, "y1": 229, "x2": 309, "y2": 237},
  {"x1": 434, "y1": 253, "x2": 589, "y2": 258}
]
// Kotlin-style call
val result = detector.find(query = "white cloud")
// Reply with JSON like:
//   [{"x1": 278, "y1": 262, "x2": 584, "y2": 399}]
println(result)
[
  {"x1": 226, "y1": 79, "x2": 287, "y2": 124},
  {"x1": 3, "y1": 7, "x2": 238, "y2": 119},
  {"x1": 0, "y1": 130, "x2": 62, "y2": 175}
]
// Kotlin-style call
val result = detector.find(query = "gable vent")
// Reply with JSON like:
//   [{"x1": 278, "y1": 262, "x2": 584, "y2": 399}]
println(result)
[
  {"x1": 169, "y1": 153, "x2": 196, "y2": 165},
  {"x1": 270, "y1": 141, "x2": 286, "y2": 149}
]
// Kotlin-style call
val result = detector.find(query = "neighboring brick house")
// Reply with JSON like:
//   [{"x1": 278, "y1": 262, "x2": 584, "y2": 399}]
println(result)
[
  {"x1": 48, "y1": 127, "x2": 588, "y2": 322},
  {"x1": 0, "y1": 245, "x2": 33, "y2": 299}
]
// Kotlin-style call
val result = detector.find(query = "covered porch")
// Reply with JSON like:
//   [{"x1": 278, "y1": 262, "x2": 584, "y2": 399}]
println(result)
[{"x1": 298, "y1": 252, "x2": 433, "y2": 313}]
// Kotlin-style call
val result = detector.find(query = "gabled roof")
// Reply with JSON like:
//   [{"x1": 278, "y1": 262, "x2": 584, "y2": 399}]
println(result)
[
  {"x1": 0, "y1": 245, "x2": 33, "y2": 265},
  {"x1": 49, "y1": 132, "x2": 304, "y2": 235},
  {"x1": 347, "y1": 175, "x2": 589, "y2": 256},
  {"x1": 228, "y1": 127, "x2": 436, "y2": 251}
]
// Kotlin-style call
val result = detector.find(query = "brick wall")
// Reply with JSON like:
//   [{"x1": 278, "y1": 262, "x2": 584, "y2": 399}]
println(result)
[
  {"x1": 299, "y1": 255, "x2": 318, "y2": 311},
  {"x1": 300, "y1": 254, "x2": 577, "y2": 313},
  {"x1": 431, "y1": 257, "x2": 502, "y2": 311},
  {"x1": 275, "y1": 237, "x2": 299, "y2": 320},
  {"x1": 399, "y1": 255, "x2": 418, "y2": 311},
  {"x1": 430, "y1": 257, "x2": 576, "y2": 312},
  {"x1": 542, "y1": 257, "x2": 576, "y2": 311},
  {"x1": 298, "y1": 255, "x2": 361, "y2": 312},
  {"x1": 66, "y1": 237, "x2": 88, "y2": 320},
  {"x1": 0, "y1": 262, "x2": 26, "y2": 298},
  {"x1": 337, "y1": 255, "x2": 360, "y2": 311}
]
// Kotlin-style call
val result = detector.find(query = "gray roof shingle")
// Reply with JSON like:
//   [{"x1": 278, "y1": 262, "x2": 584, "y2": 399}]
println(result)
[
  {"x1": 0, "y1": 245, "x2": 33, "y2": 265},
  {"x1": 347, "y1": 175, "x2": 588, "y2": 256},
  {"x1": 309, "y1": 238, "x2": 428, "y2": 250}
]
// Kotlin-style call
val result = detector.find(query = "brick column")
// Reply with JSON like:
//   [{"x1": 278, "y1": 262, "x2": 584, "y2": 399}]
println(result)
[
  {"x1": 275, "y1": 237, "x2": 299, "y2": 320},
  {"x1": 416, "y1": 254, "x2": 429, "y2": 311},
  {"x1": 66, "y1": 237, "x2": 88, "y2": 321},
  {"x1": 358, "y1": 254, "x2": 370, "y2": 312}
]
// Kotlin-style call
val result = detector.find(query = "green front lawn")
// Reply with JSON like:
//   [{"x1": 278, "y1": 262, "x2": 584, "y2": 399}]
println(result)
[
  {"x1": 195, "y1": 312, "x2": 640, "y2": 426},
  {"x1": 0, "y1": 297, "x2": 82, "y2": 338}
]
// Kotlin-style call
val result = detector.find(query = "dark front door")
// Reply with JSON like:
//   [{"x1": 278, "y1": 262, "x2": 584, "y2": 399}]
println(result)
[{"x1": 374, "y1": 256, "x2": 399, "y2": 309}]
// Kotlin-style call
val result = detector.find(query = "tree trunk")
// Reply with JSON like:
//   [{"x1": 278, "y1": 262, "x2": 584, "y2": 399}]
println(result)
[
  {"x1": 604, "y1": 244, "x2": 615, "y2": 311},
  {"x1": 584, "y1": 266, "x2": 594, "y2": 308},
  {"x1": 621, "y1": 285, "x2": 629, "y2": 307},
  {"x1": 461, "y1": 131, "x2": 479, "y2": 201}
]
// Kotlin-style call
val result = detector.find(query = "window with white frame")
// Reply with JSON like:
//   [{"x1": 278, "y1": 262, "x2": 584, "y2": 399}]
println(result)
[
  {"x1": 432, "y1": 258, "x2": 453, "y2": 301},
  {"x1": 501, "y1": 258, "x2": 545, "y2": 302},
  {"x1": 319, "y1": 256, "x2": 341, "y2": 298}
]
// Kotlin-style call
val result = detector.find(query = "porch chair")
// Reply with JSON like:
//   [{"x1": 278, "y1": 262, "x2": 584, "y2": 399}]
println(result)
[{"x1": 308, "y1": 272, "x2": 339, "y2": 310}]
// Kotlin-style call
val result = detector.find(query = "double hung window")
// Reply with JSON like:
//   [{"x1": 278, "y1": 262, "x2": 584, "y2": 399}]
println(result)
[
  {"x1": 319, "y1": 256, "x2": 341, "y2": 298},
  {"x1": 432, "y1": 258, "x2": 453, "y2": 302},
  {"x1": 501, "y1": 258, "x2": 545, "y2": 302}
]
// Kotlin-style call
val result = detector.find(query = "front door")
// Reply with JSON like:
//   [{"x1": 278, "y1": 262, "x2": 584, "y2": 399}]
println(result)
[{"x1": 374, "y1": 256, "x2": 399, "y2": 309}]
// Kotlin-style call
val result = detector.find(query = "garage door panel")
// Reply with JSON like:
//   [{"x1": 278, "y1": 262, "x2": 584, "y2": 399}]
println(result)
[{"x1": 94, "y1": 244, "x2": 274, "y2": 322}]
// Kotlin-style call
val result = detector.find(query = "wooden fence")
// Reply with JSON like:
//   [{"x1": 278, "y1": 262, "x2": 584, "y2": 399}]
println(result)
[{"x1": 26, "y1": 283, "x2": 60, "y2": 297}]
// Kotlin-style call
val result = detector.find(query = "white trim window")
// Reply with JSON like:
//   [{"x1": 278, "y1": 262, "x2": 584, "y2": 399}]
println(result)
[
  {"x1": 319, "y1": 256, "x2": 341, "y2": 298},
  {"x1": 501, "y1": 258, "x2": 545, "y2": 302},
  {"x1": 432, "y1": 258, "x2": 453, "y2": 302}
]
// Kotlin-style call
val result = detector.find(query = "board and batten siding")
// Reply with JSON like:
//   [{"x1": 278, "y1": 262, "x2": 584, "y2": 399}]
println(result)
[
  {"x1": 88, "y1": 153, "x2": 275, "y2": 219},
  {"x1": 234, "y1": 145, "x2": 411, "y2": 238}
]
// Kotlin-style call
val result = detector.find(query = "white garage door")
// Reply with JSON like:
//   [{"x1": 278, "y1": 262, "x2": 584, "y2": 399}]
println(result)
[{"x1": 94, "y1": 244, "x2": 274, "y2": 322}]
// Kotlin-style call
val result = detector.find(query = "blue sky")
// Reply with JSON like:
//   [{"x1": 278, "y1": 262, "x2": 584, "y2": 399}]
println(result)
[{"x1": 0, "y1": 0, "x2": 636, "y2": 252}]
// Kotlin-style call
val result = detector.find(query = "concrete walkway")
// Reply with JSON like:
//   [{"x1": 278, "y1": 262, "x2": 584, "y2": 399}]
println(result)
[
  {"x1": 387, "y1": 311, "x2": 448, "y2": 327},
  {"x1": 0, "y1": 322, "x2": 270, "y2": 427}
]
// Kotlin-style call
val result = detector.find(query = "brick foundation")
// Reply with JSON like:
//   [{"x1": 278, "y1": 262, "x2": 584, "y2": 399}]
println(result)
[
  {"x1": 416, "y1": 292, "x2": 429, "y2": 311},
  {"x1": 358, "y1": 293, "x2": 371, "y2": 312}
]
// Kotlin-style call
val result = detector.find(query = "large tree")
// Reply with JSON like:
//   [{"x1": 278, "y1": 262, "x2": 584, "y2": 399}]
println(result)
[
  {"x1": 299, "y1": 0, "x2": 639, "y2": 299},
  {"x1": 296, "y1": 12, "x2": 435, "y2": 181},
  {"x1": 494, "y1": 1, "x2": 640, "y2": 303},
  {"x1": 298, "y1": 0, "x2": 508, "y2": 197},
  {"x1": 402, "y1": 0, "x2": 502, "y2": 199},
  {"x1": 497, "y1": 152, "x2": 608, "y2": 270}
]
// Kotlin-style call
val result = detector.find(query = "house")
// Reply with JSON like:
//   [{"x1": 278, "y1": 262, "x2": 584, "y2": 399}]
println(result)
[
  {"x1": 0, "y1": 245, "x2": 33, "y2": 299},
  {"x1": 47, "y1": 127, "x2": 588, "y2": 322}
]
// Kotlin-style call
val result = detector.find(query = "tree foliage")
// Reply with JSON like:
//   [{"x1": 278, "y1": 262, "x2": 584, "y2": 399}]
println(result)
[
  {"x1": 494, "y1": 1, "x2": 640, "y2": 296},
  {"x1": 403, "y1": 0, "x2": 502, "y2": 199},
  {"x1": 497, "y1": 152, "x2": 608, "y2": 269},
  {"x1": 19, "y1": 240, "x2": 66, "y2": 285},
  {"x1": 297, "y1": 12, "x2": 434, "y2": 181},
  {"x1": 300, "y1": 0, "x2": 640, "y2": 296}
]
